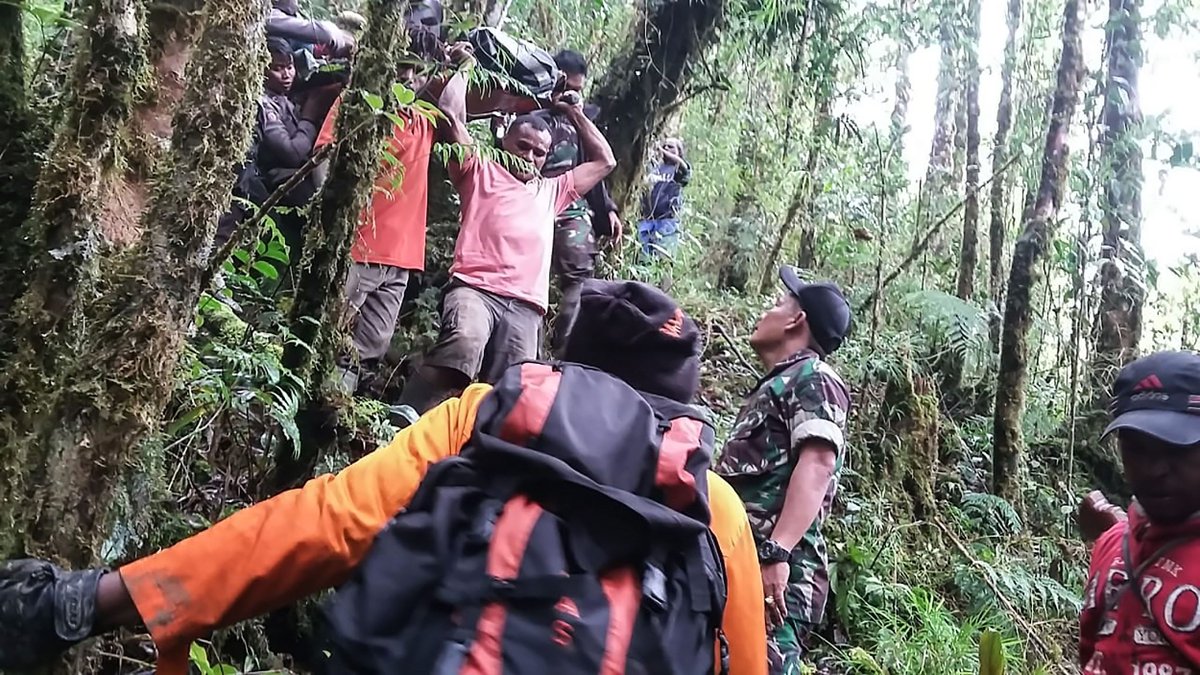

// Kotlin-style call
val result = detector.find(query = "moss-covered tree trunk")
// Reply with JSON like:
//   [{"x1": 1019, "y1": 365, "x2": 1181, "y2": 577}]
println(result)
[
  {"x1": 988, "y1": 0, "x2": 1021, "y2": 353},
  {"x1": 591, "y1": 0, "x2": 725, "y2": 213},
  {"x1": 0, "y1": 8, "x2": 44, "y2": 299},
  {"x1": 1084, "y1": 0, "x2": 1143, "y2": 495},
  {"x1": 0, "y1": 0, "x2": 266, "y2": 564},
  {"x1": 0, "y1": 0, "x2": 145, "y2": 369},
  {"x1": 992, "y1": 0, "x2": 1082, "y2": 504},
  {"x1": 275, "y1": 0, "x2": 409, "y2": 489},
  {"x1": 954, "y1": 0, "x2": 981, "y2": 301}
]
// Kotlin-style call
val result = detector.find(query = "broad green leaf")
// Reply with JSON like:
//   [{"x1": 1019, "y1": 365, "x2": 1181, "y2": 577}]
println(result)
[
  {"x1": 189, "y1": 643, "x2": 210, "y2": 670},
  {"x1": 252, "y1": 261, "x2": 280, "y2": 280},
  {"x1": 978, "y1": 629, "x2": 1005, "y2": 675},
  {"x1": 361, "y1": 91, "x2": 385, "y2": 111},
  {"x1": 391, "y1": 83, "x2": 416, "y2": 105}
]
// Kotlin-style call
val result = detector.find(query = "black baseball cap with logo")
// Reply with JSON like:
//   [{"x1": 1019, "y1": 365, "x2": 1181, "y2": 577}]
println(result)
[
  {"x1": 1104, "y1": 351, "x2": 1200, "y2": 447},
  {"x1": 779, "y1": 266, "x2": 852, "y2": 356}
]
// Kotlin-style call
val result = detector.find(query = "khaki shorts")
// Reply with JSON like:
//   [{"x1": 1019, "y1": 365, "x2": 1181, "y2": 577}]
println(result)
[
  {"x1": 344, "y1": 263, "x2": 411, "y2": 362},
  {"x1": 423, "y1": 282, "x2": 543, "y2": 383}
]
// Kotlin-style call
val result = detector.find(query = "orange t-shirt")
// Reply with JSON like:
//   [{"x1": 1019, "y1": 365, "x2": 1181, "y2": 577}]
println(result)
[
  {"x1": 316, "y1": 97, "x2": 433, "y2": 270},
  {"x1": 120, "y1": 384, "x2": 767, "y2": 675}
]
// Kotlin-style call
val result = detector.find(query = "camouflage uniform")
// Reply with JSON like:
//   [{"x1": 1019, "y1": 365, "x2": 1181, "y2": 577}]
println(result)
[
  {"x1": 535, "y1": 109, "x2": 598, "y2": 282},
  {"x1": 713, "y1": 348, "x2": 851, "y2": 675}
]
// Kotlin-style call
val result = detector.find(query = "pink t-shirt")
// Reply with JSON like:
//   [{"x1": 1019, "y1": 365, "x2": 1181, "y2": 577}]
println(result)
[{"x1": 449, "y1": 154, "x2": 580, "y2": 312}]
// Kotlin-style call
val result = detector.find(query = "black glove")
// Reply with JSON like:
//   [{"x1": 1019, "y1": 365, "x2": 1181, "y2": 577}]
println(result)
[{"x1": 0, "y1": 559, "x2": 105, "y2": 670}]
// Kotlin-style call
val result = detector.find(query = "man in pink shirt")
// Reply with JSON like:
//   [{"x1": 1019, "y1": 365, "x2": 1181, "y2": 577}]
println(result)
[{"x1": 393, "y1": 70, "x2": 616, "y2": 419}]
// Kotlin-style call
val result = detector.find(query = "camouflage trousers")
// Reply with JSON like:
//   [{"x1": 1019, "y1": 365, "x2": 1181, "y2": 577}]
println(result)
[{"x1": 767, "y1": 560, "x2": 826, "y2": 675}]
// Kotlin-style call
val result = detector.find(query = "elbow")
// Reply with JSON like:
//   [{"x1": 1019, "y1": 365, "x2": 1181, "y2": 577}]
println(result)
[{"x1": 601, "y1": 154, "x2": 617, "y2": 173}]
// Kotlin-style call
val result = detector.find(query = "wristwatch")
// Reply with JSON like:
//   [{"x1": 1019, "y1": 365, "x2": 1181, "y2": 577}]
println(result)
[{"x1": 757, "y1": 539, "x2": 791, "y2": 564}]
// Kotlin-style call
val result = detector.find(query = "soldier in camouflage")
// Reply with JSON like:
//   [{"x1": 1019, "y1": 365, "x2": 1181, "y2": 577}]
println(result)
[
  {"x1": 531, "y1": 49, "x2": 623, "y2": 356},
  {"x1": 715, "y1": 266, "x2": 852, "y2": 675}
]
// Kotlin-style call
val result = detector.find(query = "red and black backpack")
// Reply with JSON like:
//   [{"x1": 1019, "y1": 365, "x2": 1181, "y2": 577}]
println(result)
[{"x1": 318, "y1": 361, "x2": 729, "y2": 674}]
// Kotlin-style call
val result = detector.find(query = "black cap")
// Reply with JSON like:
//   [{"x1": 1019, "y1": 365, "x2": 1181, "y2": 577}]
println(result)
[
  {"x1": 562, "y1": 280, "x2": 701, "y2": 404},
  {"x1": 779, "y1": 266, "x2": 852, "y2": 355},
  {"x1": 1104, "y1": 351, "x2": 1200, "y2": 446}
]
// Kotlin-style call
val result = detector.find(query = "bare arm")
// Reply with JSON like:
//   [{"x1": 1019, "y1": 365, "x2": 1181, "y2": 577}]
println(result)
[
  {"x1": 769, "y1": 441, "x2": 837, "y2": 550},
  {"x1": 563, "y1": 104, "x2": 616, "y2": 196},
  {"x1": 437, "y1": 60, "x2": 472, "y2": 148}
]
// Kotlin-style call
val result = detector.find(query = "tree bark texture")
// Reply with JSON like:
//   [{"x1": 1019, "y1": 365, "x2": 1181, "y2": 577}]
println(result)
[
  {"x1": 0, "y1": 0, "x2": 145, "y2": 360},
  {"x1": 277, "y1": 0, "x2": 409, "y2": 488},
  {"x1": 992, "y1": 0, "x2": 1083, "y2": 504},
  {"x1": 0, "y1": 0, "x2": 266, "y2": 564},
  {"x1": 591, "y1": 0, "x2": 725, "y2": 213},
  {"x1": 0, "y1": 7, "x2": 47, "y2": 322},
  {"x1": 1090, "y1": 0, "x2": 1144, "y2": 393},
  {"x1": 1084, "y1": 0, "x2": 1144, "y2": 498},
  {"x1": 955, "y1": 0, "x2": 982, "y2": 301},
  {"x1": 989, "y1": 0, "x2": 1021, "y2": 350},
  {"x1": 923, "y1": 1, "x2": 958, "y2": 207},
  {"x1": 889, "y1": 0, "x2": 912, "y2": 153}
]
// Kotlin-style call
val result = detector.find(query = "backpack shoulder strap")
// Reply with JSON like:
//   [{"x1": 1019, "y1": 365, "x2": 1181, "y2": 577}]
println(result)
[{"x1": 1120, "y1": 531, "x2": 1199, "y2": 668}]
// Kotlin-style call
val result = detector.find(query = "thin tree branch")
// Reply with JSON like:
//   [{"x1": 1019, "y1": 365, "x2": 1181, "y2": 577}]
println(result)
[{"x1": 861, "y1": 152, "x2": 1022, "y2": 312}]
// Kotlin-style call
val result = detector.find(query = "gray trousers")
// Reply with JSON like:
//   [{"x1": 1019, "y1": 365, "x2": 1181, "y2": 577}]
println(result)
[{"x1": 344, "y1": 263, "x2": 411, "y2": 362}]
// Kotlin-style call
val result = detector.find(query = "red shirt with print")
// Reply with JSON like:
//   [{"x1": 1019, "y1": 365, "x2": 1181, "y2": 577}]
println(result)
[{"x1": 1081, "y1": 504, "x2": 1200, "y2": 674}]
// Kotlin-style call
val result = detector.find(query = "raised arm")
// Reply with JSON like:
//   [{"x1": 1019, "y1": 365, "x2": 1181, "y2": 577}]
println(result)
[
  {"x1": 560, "y1": 97, "x2": 616, "y2": 196},
  {"x1": 439, "y1": 42, "x2": 475, "y2": 147}
]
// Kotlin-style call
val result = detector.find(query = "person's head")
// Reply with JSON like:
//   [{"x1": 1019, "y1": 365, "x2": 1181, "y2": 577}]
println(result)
[
  {"x1": 554, "y1": 49, "x2": 588, "y2": 95},
  {"x1": 659, "y1": 137, "x2": 685, "y2": 159},
  {"x1": 1104, "y1": 351, "x2": 1200, "y2": 524},
  {"x1": 265, "y1": 37, "x2": 295, "y2": 95},
  {"x1": 397, "y1": 30, "x2": 440, "y2": 90},
  {"x1": 750, "y1": 266, "x2": 851, "y2": 365},
  {"x1": 501, "y1": 114, "x2": 552, "y2": 181},
  {"x1": 562, "y1": 280, "x2": 702, "y2": 403}
]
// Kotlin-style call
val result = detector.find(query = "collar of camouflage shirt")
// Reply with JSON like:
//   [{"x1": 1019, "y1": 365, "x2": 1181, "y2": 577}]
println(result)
[{"x1": 748, "y1": 347, "x2": 822, "y2": 394}]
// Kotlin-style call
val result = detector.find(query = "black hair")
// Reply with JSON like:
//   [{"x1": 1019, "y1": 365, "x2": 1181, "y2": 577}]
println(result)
[
  {"x1": 266, "y1": 37, "x2": 294, "y2": 60},
  {"x1": 509, "y1": 114, "x2": 551, "y2": 135},
  {"x1": 404, "y1": 28, "x2": 442, "y2": 63},
  {"x1": 553, "y1": 49, "x2": 588, "y2": 77}
]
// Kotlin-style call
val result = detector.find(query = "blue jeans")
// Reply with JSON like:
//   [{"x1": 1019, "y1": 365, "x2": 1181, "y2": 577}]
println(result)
[{"x1": 637, "y1": 218, "x2": 680, "y2": 258}]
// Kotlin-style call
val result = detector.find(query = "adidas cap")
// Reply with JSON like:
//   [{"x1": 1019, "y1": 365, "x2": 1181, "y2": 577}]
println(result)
[{"x1": 1104, "y1": 351, "x2": 1200, "y2": 446}]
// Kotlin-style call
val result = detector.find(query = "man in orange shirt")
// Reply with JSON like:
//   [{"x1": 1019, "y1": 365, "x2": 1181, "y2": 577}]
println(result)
[
  {"x1": 0, "y1": 281, "x2": 766, "y2": 675},
  {"x1": 317, "y1": 36, "x2": 462, "y2": 391}
]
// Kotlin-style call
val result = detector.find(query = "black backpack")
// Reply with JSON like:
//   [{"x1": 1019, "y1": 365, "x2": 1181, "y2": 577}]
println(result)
[
  {"x1": 467, "y1": 28, "x2": 559, "y2": 103},
  {"x1": 318, "y1": 361, "x2": 729, "y2": 675}
]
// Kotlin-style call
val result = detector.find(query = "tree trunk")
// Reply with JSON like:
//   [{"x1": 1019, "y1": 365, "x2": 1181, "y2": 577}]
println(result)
[
  {"x1": 0, "y1": 0, "x2": 145, "y2": 364},
  {"x1": 989, "y1": 0, "x2": 1021, "y2": 351},
  {"x1": 954, "y1": 0, "x2": 981, "y2": 301},
  {"x1": 0, "y1": 7, "x2": 47, "y2": 322},
  {"x1": 923, "y1": 1, "x2": 958, "y2": 207},
  {"x1": 992, "y1": 0, "x2": 1083, "y2": 504},
  {"x1": 889, "y1": 0, "x2": 912, "y2": 152},
  {"x1": 591, "y1": 0, "x2": 725, "y2": 213},
  {"x1": 1084, "y1": 0, "x2": 1144, "y2": 496},
  {"x1": 0, "y1": 0, "x2": 265, "y2": 564},
  {"x1": 276, "y1": 0, "x2": 409, "y2": 489}
]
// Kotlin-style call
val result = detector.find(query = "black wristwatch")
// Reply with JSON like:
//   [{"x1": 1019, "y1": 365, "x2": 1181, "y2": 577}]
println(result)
[{"x1": 757, "y1": 539, "x2": 791, "y2": 564}]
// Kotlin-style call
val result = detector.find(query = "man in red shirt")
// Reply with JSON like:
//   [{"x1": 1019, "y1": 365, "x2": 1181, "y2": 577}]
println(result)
[{"x1": 1079, "y1": 351, "x2": 1200, "y2": 674}]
